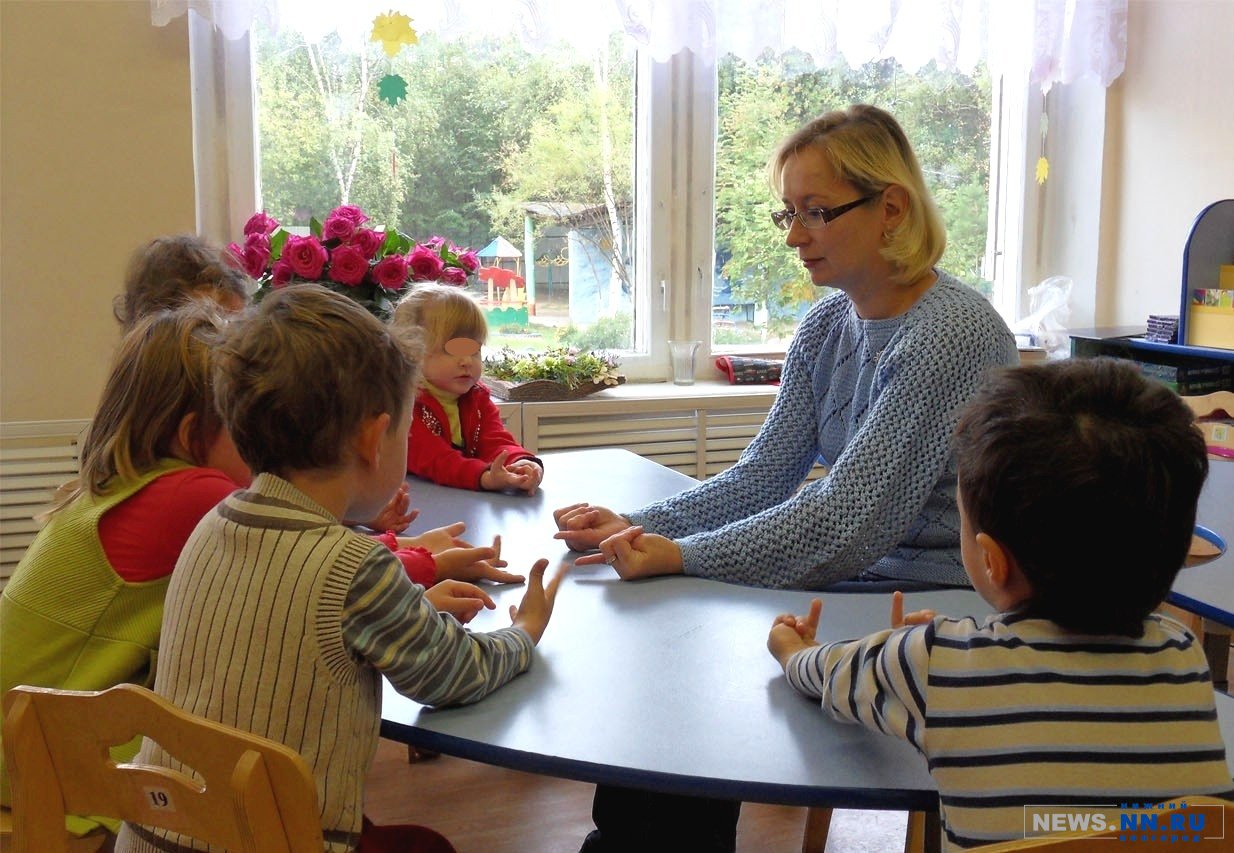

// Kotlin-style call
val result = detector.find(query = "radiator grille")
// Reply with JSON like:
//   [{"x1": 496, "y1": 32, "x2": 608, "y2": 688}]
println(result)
[{"x1": 0, "y1": 420, "x2": 88, "y2": 581}]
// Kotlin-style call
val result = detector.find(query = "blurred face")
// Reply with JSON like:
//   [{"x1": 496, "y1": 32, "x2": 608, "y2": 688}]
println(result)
[
  {"x1": 422, "y1": 337, "x2": 482, "y2": 396},
  {"x1": 779, "y1": 147, "x2": 885, "y2": 291},
  {"x1": 203, "y1": 427, "x2": 252, "y2": 487}
]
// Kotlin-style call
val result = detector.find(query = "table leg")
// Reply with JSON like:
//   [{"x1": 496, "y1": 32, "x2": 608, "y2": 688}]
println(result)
[
  {"x1": 801, "y1": 807, "x2": 831, "y2": 853},
  {"x1": 904, "y1": 810, "x2": 941, "y2": 853}
]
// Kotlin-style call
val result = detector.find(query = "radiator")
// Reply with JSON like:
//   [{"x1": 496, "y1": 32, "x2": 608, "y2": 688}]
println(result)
[
  {"x1": 518, "y1": 392, "x2": 779, "y2": 480},
  {"x1": 0, "y1": 420, "x2": 88, "y2": 582}
]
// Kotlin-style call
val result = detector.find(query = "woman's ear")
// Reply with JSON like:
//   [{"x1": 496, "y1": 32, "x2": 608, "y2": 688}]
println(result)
[
  {"x1": 880, "y1": 184, "x2": 910, "y2": 233},
  {"x1": 355, "y1": 413, "x2": 393, "y2": 469}
]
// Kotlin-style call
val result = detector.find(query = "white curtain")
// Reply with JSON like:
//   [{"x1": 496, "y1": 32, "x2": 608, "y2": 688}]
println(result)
[{"x1": 152, "y1": 0, "x2": 1126, "y2": 85}]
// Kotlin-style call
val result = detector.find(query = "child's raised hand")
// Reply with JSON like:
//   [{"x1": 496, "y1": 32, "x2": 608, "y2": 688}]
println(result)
[
  {"x1": 426, "y1": 579, "x2": 496, "y2": 625},
  {"x1": 400, "y1": 521, "x2": 470, "y2": 554},
  {"x1": 767, "y1": 598, "x2": 822, "y2": 669},
  {"x1": 352, "y1": 482, "x2": 419, "y2": 532},
  {"x1": 890, "y1": 590, "x2": 938, "y2": 629},
  {"x1": 434, "y1": 535, "x2": 525, "y2": 585},
  {"x1": 552, "y1": 503, "x2": 631, "y2": 551},
  {"x1": 510, "y1": 559, "x2": 568, "y2": 645},
  {"x1": 507, "y1": 459, "x2": 544, "y2": 495}
]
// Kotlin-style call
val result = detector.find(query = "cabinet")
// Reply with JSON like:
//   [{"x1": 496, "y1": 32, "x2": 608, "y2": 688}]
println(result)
[{"x1": 1068, "y1": 327, "x2": 1233, "y2": 394}]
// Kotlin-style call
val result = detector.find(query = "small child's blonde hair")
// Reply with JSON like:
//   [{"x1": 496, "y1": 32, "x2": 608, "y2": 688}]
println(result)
[{"x1": 392, "y1": 283, "x2": 488, "y2": 348}]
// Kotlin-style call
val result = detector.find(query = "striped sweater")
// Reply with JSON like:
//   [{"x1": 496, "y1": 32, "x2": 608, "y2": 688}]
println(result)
[
  {"x1": 784, "y1": 611, "x2": 1233, "y2": 850},
  {"x1": 114, "y1": 474, "x2": 534, "y2": 853},
  {"x1": 629, "y1": 273, "x2": 1018, "y2": 588}
]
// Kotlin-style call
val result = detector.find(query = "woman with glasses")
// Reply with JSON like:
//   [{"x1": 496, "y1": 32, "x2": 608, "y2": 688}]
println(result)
[
  {"x1": 559, "y1": 104, "x2": 1017, "y2": 597},
  {"x1": 563, "y1": 103, "x2": 1018, "y2": 853}
]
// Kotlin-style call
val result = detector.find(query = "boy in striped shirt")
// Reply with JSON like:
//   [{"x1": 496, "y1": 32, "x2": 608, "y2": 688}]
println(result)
[{"x1": 768, "y1": 358, "x2": 1232, "y2": 850}]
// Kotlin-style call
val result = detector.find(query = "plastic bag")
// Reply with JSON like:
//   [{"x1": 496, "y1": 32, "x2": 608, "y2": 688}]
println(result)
[{"x1": 1013, "y1": 276, "x2": 1072, "y2": 359}]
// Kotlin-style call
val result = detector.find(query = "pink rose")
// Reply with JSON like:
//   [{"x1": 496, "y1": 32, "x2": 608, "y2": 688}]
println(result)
[
  {"x1": 408, "y1": 245, "x2": 445, "y2": 281},
  {"x1": 328, "y1": 244, "x2": 369, "y2": 287},
  {"x1": 283, "y1": 235, "x2": 329, "y2": 280},
  {"x1": 351, "y1": 228, "x2": 385, "y2": 259},
  {"x1": 323, "y1": 213, "x2": 357, "y2": 242},
  {"x1": 425, "y1": 235, "x2": 445, "y2": 249},
  {"x1": 228, "y1": 234, "x2": 269, "y2": 278},
  {"x1": 244, "y1": 211, "x2": 280, "y2": 236},
  {"x1": 372, "y1": 254, "x2": 410, "y2": 291},
  {"x1": 329, "y1": 204, "x2": 368, "y2": 225},
  {"x1": 440, "y1": 265, "x2": 468, "y2": 286},
  {"x1": 457, "y1": 250, "x2": 480, "y2": 273},
  {"x1": 271, "y1": 260, "x2": 294, "y2": 288}
]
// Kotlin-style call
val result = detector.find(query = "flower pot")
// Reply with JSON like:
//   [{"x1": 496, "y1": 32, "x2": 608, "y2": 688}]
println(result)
[{"x1": 482, "y1": 376, "x2": 625, "y2": 402}]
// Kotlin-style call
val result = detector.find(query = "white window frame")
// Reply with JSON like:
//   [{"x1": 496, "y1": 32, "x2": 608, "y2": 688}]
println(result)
[{"x1": 189, "y1": 23, "x2": 1046, "y2": 380}]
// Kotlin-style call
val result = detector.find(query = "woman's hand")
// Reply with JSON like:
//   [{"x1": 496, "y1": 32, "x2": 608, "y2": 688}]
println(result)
[
  {"x1": 425, "y1": 580, "x2": 495, "y2": 625},
  {"x1": 552, "y1": 503, "x2": 631, "y2": 551},
  {"x1": 573, "y1": 525, "x2": 683, "y2": 580},
  {"x1": 767, "y1": 598, "x2": 822, "y2": 669}
]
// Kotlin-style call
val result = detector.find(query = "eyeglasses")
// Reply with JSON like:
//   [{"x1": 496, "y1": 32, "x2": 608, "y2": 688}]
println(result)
[{"x1": 770, "y1": 195, "x2": 876, "y2": 231}]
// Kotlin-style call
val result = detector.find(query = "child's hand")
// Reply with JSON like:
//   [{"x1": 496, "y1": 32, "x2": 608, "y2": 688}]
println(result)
[
  {"x1": 435, "y1": 535, "x2": 526, "y2": 585},
  {"x1": 352, "y1": 482, "x2": 419, "y2": 532},
  {"x1": 552, "y1": 503, "x2": 631, "y2": 551},
  {"x1": 507, "y1": 459, "x2": 543, "y2": 495},
  {"x1": 426, "y1": 579, "x2": 496, "y2": 625},
  {"x1": 890, "y1": 590, "x2": 938, "y2": 629},
  {"x1": 510, "y1": 559, "x2": 569, "y2": 644},
  {"x1": 573, "y1": 526, "x2": 683, "y2": 580},
  {"x1": 767, "y1": 598, "x2": 822, "y2": 669},
  {"x1": 479, "y1": 452, "x2": 539, "y2": 493},
  {"x1": 400, "y1": 521, "x2": 472, "y2": 554}
]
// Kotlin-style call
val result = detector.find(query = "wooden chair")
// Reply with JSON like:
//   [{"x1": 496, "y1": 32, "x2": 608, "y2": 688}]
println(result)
[
  {"x1": 966, "y1": 796, "x2": 1234, "y2": 851},
  {"x1": 2, "y1": 684, "x2": 324, "y2": 853}
]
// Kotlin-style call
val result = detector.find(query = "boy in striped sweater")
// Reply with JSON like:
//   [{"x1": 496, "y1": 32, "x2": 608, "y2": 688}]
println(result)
[
  {"x1": 768, "y1": 358, "x2": 1233, "y2": 850},
  {"x1": 116, "y1": 284, "x2": 566, "y2": 853}
]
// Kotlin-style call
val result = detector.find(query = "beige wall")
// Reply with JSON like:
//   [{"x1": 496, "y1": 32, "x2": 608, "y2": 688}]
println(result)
[
  {"x1": 1097, "y1": 0, "x2": 1234, "y2": 326},
  {"x1": 0, "y1": 0, "x2": 195, "y2": 422}
]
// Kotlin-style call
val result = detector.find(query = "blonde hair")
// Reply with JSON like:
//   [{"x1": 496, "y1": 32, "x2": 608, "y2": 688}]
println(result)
[
  {"x1": 769, "y1": 104, "x2": 946, "y2": 285},
  {"x1": 392, "y1": 283, "x2": 488, "y2": 348},
  {"x1": 115, "y1": 234, "x2": 252, "y2": 329},
  {"x1": 50, "y1": 301, "x2": 228, "y2": 516},
  {"x1": 215, "y1": 284, "x2": 423, "y2": 477}
]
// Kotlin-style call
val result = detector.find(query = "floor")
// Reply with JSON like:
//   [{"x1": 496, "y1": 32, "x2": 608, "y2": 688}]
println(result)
[{"x1": 364, "y1": 739, "x2": 909, "y2": 853}]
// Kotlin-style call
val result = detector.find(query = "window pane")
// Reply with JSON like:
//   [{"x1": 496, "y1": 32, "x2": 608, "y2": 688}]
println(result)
[
  {"x1": 713, "y1": 53, "x2": 992, "y2": 351},
  {"x1": 253, "y1": 25, "x2": 636, "y2": 353}
]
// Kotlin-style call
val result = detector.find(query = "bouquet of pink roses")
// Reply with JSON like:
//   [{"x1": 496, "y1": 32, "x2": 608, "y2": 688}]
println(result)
[{"x1": 228, "y1": 204, "x2": 481, "y2": 321}]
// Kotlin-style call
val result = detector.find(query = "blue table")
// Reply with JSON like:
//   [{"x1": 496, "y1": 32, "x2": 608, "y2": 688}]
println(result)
[
  {"x1": 383, "y1": 449, "x2": 1234, "y2": 812},
  {"x1": 1169, "y1": 458, "x2": 1234, "y2": 627}
]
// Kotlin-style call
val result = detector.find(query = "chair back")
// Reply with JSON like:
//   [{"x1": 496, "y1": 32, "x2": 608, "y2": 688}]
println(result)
[{"x1": 2, "y1": 684, "x2": 324, "y2": 853}]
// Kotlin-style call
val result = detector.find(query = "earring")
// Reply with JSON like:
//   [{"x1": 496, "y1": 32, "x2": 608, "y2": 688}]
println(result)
[{"x1": 882, "y1": 229, "x2": 893, "y2": 244}]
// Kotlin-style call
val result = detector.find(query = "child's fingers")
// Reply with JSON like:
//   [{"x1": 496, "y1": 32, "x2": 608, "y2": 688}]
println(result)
[
  {"x1": 542, "y1": 560, "x2": 570, "y2": 604},
  {"x1": 890, "y1": 590, "x2": 905, "y2": 628},
  {"x1": 804, "y1": 598, "x2": 823, "y2": 634},
  {"x1": 491, "y1": 534, "x2": 502, "y2": 564},
  {"x1": 902, "y1": 609, "x2": 937, "y2": 626},
  {"x1": 482, "y1": 565, "x2": 526, "y2": 584}
]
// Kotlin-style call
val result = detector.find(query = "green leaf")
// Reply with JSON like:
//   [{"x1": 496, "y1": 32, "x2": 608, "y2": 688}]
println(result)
[
  {"x1": 270, "y1": 228, "x2": 290, "y2": 261},
  {"x1": 310, "y1": 217, "x2": 323, "y2": 238}
]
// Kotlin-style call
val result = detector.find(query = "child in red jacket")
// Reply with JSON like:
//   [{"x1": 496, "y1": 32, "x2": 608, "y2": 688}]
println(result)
[{"x1": 393, "y1": 283, "x2": 544, "y2": 493}]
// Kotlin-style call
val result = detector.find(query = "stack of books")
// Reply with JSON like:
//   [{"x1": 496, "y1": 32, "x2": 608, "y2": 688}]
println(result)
[{"x1": 1145, "y1": 315, "x2": 1179, "y2": 344}]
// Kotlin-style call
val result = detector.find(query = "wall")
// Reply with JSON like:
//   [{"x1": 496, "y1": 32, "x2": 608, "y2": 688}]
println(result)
[
  {"x1": 1097, "y1": 0, "x2": 1234, "y2": 327},
  {"x1": 0, "y1": 1, "x2": 195, "y2": 422}
]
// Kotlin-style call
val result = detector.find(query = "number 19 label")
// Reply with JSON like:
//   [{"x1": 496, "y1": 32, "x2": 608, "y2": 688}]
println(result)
[{"x1": 143, "y1": 787, "x2": 175, "y2": 811}]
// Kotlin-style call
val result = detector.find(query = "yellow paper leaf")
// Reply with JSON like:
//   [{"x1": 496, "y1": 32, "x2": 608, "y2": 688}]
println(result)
[
  {"x1": 371, "y1": 11, "x2": 418, "y2": 57},
  {"x1": 1035, "y1": 156, "x2": 1049, "y2": 185}
]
